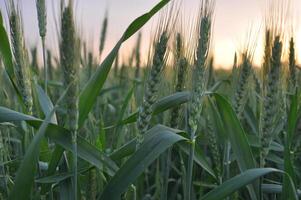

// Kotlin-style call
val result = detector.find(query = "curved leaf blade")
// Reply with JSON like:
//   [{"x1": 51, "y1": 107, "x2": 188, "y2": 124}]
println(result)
[
  {"x1": 0, "y1": 107, "x2": 118, "y2": 176},
  {"x1": 212, "y1": 93, "x2": 256, "y2": 170},
  {"x1": 283, "y1": 92, "x2": 299, "y2": 198},
  {"x1": 201, "y1": 168, "x2": 298, "y2": 200},
  {"x1": 121, "y1": 91, "x2": 191, "y2": 125},
  {"x1": 209, "y1": 93, "x2": 257, "y2": 198},
  {"x1": 100, "y1": 125, "x2": 186, "y2": 200}
]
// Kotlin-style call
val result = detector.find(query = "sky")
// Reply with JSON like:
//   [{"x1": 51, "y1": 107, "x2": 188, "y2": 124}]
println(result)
[{"x1": 0, "y1": 0, "x2": 301, "y2": 69}]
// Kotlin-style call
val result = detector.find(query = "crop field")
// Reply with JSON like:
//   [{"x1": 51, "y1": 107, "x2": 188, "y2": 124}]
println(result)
[{"x1": 0, "y1": 0, "x2": 300, "y2": 199}]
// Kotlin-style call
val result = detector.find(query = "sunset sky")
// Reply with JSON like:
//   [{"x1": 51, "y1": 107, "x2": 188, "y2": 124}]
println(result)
[{"x1": 0, "y1": 0, "x2": 301, "y2": 69}]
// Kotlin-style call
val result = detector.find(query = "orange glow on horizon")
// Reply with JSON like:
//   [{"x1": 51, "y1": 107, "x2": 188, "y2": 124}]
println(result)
[{"x1": 1, "y1": 0, "x2": 300, "y2": 70}]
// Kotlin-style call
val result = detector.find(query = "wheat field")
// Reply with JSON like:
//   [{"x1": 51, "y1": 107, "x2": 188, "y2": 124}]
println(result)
[{"x1": 0, "y1": 0, "x2": 300, "y2": 199}]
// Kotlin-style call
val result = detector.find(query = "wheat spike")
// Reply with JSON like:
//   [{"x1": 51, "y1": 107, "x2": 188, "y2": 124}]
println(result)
[
  {"x1": 99, "y1": 12, "x2": 108, "y2": 59},
  {"x1": 261, "y1": 35, "x2": 282, "y2": 164},
  {"x1": 9, "y1": 6, "x2": 33, "y2": 115},
  {"x1": 289, "y1": 37, "x2": 296, "y2": 90},
  {"x1": 233, "y1": 53, "x2": 252, "y2": 119},
  {"x1": 60, "y1": 2, "x2": 80, "y2": 197},
  {"x1": 137, "y1": 32, "x2": 168, "y2": 142},
  {"x1": 36, "y1": 0, "x2": 47, "y2": 38}
]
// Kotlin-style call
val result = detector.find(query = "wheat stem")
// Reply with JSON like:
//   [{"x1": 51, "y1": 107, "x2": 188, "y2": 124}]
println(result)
[{"x1": 41, "y1": 38, "x2": 48, "y2": 94}]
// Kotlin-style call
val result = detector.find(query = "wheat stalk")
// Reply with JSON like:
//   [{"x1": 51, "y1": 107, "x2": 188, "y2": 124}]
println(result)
[{"x1": 186, "y1": 1, "x2": 214, "y2": 199}]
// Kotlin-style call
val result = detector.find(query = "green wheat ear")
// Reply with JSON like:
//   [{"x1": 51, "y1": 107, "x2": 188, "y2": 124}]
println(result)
[
  {"x1": 186, "y1": 1, "x2": 214, "y2": 199},
  {"x1": 262, "y1": 29, "x2": 272, "y2": 86},
  {"x1": 233, "y1": 53, "x2": 252, "y2": 120},
  {"x1": 289, "y1": 37, "x2": 296, "y2": 91},
  {"x1": 261, "y1": 35, "x2": 282, "y2": 166},
  {"x1": 60, "y1": 2, "x2": 80, "y2": 197},
  {"x1": 36, "y1": 0, "x2": 47, "y2": 38},
  {"x1": 60, "y1": 2, "x2": 79, "y2": 132},
  {"x1": 99, "y1": 12, "x2": 108, "y2": 59},
  {"x1": 36, "y1": 0, "x2": 48, "y2": 93},
  {"x1": 137, "y1": 32, "x2": 168, "y2": 142},
  {"x1": 170, "y1": 33, "x2": 188, "y2": 129},
  {"x1": 189, "y1": 7, "x2": 213, "y2": 139},
  {"x1": 30, "y1": 47, "x2": 39, "y2": 73},
  {"x1": 9, "y1": 7, "x2": 33, "y2": 115},
  {"x1": 206, "y1": 115, "x2": 221, "y2": 180}
]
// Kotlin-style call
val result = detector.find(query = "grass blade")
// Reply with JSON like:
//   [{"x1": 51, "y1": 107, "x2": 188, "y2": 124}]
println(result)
[{"x1": 78, "y1": 0, "x2": 171, "y2": 128}]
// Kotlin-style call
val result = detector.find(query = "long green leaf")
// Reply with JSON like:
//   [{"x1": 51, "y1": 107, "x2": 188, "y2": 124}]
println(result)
[
  {"x1": 121, "y1": 85, "x2": 222, "y2": 126},
  {"x1": 201, "y1": 168, "x2": 298, "y2": 200},
  {"x1": 210, "y1": 93, "x2": 257, "y2": 199},
  {"x1": 283, "y1": 92, "x2": 299, "y2": 199},
  {"x1": 99, "y1": 125, "x2": 187, "y2": 200},
  {"x1": 110, "y1": 139, "x2": 137, "y2": 161},
  {"x1": 78, "y1": 0, "x2": 171, "y2": 128},
  {"x1": 121, "y1": 91, "x2": 191, "y2": 125},
  {"x1": 109, "y1": 132, "x2": 216, "y2": 179},
  {"x1": 0, "y1": 107, "x2": 118, "y2": 176},
  {"x1": 36, "y1": 166, "x2": 91, "y2": 184},
  {"x1": 212, "y1": 94, "x2": 256, "y2": 170}
]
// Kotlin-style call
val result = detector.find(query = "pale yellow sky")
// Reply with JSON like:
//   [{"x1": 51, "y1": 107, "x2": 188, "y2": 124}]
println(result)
[{"x1": 1, "y1": 0, "x2": 300, "y2": 69}]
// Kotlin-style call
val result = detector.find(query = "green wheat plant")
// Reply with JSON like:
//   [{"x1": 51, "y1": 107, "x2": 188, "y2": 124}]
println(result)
[{"x1": 0, "y1": 0, "x2": 300, "y2": 199}]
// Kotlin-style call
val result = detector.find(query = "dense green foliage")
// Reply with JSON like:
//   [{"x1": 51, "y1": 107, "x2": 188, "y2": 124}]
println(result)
[{"x1": 0, "y1": 0, "x2": 300, "y2": 199}]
